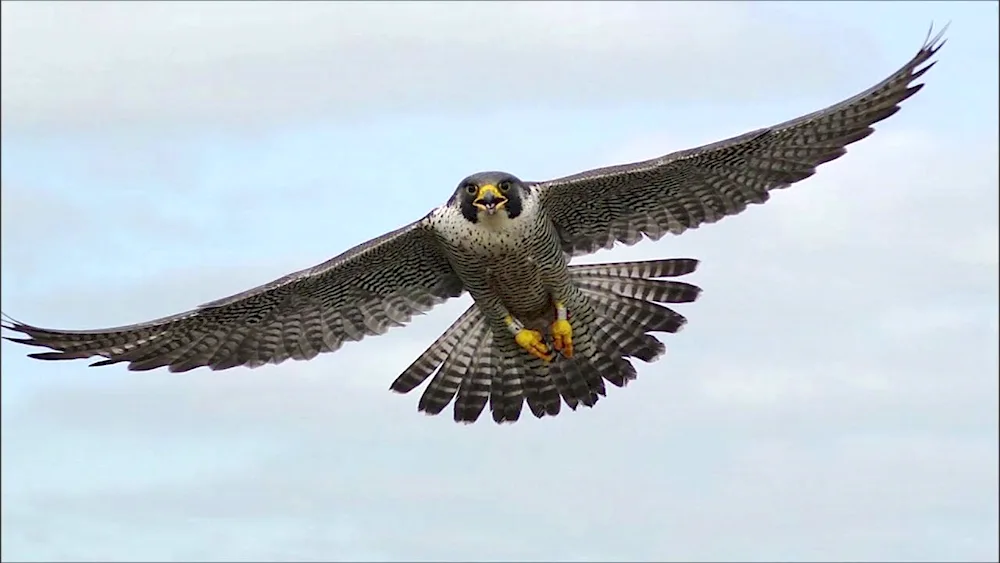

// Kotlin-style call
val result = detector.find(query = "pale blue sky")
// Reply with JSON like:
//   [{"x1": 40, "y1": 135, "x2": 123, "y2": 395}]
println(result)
[{"x1": 1, "y1": 2, "x2": 997, "y2": 561}]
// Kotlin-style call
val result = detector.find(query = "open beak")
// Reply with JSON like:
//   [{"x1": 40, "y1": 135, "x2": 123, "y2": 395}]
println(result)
[{"x1": 473, "y1": 184, "x2": 508, "y2": 215}]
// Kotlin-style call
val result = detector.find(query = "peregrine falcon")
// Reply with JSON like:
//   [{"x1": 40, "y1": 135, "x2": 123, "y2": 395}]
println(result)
[{"x1": 2, "y1": 28, "x2": 946, "y2": 424}]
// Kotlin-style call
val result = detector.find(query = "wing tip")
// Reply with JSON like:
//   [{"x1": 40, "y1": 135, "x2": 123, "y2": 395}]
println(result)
[
  {"x1": 0, "y1": 312, "x2": 52, "y2": 349},
  {"x1": 911, "y1": 21, "x2": 948, "y2": 79},
  {"x1": 923, "y1": 21, "x2": 950, "y2": 53},
  {"x1": 1, "y1": 310, "x2": 28, "y2": 333}
]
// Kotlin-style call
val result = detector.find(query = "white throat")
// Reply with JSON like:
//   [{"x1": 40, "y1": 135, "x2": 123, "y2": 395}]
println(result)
[{"x1": 478, "y1": 211, "x2": 515, "y2": 231}]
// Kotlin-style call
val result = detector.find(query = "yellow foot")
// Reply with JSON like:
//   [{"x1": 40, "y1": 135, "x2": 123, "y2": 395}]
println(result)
[
  {"x1": 507, "y1": 315, "x2": 554, "y2": 362},
  {"x1": 551, "y1": 319, "x2": 573, "y2": 357},
  {"x1": 514, "y1": 328, "x2": 554, "y2": 362},
  {"x1": 551, "y1": 301, "x2": 573, "y2": 358}
]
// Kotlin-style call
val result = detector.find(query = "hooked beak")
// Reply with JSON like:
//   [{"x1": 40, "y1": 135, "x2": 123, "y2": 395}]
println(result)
[{"x1": 473, "y1": 184, "x2": 508, "y2": 215}]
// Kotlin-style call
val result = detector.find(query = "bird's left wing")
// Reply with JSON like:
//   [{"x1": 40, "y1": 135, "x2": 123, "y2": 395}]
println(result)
[
  {"x1": 2, "y1": 217, "x2": 465, "y2": 372},
  {"x1": 534, "y1": 26, "x2": 946, "y2": 257}
]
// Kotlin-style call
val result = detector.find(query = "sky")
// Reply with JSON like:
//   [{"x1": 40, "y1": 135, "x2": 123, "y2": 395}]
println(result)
[{"x1": 1, "y1": 1, "x2": 997, "y2": 562}]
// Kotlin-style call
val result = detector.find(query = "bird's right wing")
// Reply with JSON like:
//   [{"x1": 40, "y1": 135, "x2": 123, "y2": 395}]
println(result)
[{"x1": 2, "y1": 217, "x2": 465, "y2": 372}]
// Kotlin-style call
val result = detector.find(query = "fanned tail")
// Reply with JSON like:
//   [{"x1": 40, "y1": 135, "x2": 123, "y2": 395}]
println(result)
[
  {"x1": 551, "y1": 258, "x2": 700, "y2": 409},
  {"x1": 390, "y1": 258, "x2": 701, "y2": 424}
]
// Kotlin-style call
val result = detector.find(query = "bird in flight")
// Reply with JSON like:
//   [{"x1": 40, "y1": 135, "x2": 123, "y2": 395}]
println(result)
[{"x1": 2, "y1": 26, "x2": 946, "y2": 424}]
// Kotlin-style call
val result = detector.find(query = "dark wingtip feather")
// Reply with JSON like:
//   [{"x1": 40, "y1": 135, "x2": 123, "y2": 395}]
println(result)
[
  {"x1": 894, "y1": 84, "x2": 926, "y2": 108},
  {"x1": 3, "y1": 336, "x2": 39, "y2": 347},
  {"x1": 689, "y1": 286, "x2": 704, "y2": 303},
  {"x1": 27, "y1": 351, "x2": 70, "y2": 361},
  {"x1": 909, "y1": 61, "x2": 935, "y2": 83},
  {"x1": 1, "y1": 312, "x2": 29, "y2": 336},
  {"x1": 924, "y1": 21, "x2": 950, "y2": 52}
]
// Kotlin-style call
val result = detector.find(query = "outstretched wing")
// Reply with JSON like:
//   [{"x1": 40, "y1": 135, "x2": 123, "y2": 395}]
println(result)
[
  {"x1": 535, "y1": 26, "x2": 947, "y2": 256},
  {"x1": 2, "y1": 218, "x2": 465, "y2": 372}
]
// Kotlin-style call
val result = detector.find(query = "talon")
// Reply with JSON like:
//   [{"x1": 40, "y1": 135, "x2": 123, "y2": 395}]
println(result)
[
  {"x1": 551, "y1": 319, "x2": 573, "y2": 358},
  {"x1": 514, "y1": 328, "x2": 554, "y2": 362}
]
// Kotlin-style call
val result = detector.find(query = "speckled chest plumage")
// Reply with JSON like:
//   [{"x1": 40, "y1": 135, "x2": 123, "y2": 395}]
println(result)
[{"x1": 428, "y1": 190, "x2": 570, "y2": 328}]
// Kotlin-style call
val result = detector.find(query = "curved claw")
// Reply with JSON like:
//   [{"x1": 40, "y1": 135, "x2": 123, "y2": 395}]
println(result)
[
  {"x1": 514, "y1": 328, "x2": 554, "y2": 363},
  {"x1": 551, "y1": 319, "x2": 573, "y2": 358}
]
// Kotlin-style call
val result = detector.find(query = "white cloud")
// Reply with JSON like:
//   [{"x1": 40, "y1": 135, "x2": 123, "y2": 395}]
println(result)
[{"x1": 0, "y1": 1, "x2": 873, "y2": 131}]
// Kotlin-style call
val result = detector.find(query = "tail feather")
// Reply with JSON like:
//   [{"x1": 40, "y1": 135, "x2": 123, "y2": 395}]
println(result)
[
  {"x1": 598, "y1": 353, "x2": 639, "y2": 388},
  {"x1": 567, "y1": 258, "x2": 699, "y2": 279},
  {"x1": 489, "y1": 334, "x2": 565, "y2": 423},
  {"x1": 580, "y1": 293, "x2": 667, "y2": 387},
  {"x1": 417, "y1": 315, "x2": 486, "y2": 415},
  {"x1": 453, "y1": 329, "x2": 494, "y2": 424},
  {"x1": 524, "y1": 365, "x2": 561, "y2": 418},
  {"x1": 393, "y1": 257, "x2": 701, "y2": 424},
  {"x1": 548, "y1": 358, "x2": 582, "y2": 411},
  {"x1": 574, "y1": 276, "x2": 700, "y2": 304},
  {"x1": 390, "y1": 304, "x2": 482, "y2": 394},
  {"x1": 491, "y1": 340, "x2": 526, "y2": 423},
  {"x1": 551, "y1": 357, "x2": 602, "y2": 409},
  {"x1": 579, "y1": 288, "x2": 688, "y2": 335},
  {"x1": 590, "y1": 312, "x2": 666, "y2": 363}
]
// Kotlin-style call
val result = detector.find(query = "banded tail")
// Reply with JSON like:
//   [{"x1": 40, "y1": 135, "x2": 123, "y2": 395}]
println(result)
[{"x1": 389, "y1": 257, "x2": 701, "y2": 424}]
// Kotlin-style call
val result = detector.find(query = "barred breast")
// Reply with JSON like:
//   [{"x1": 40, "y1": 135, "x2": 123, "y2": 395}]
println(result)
[{"x1": 429, "y1": 190, "x2": 569, "y2": 330}]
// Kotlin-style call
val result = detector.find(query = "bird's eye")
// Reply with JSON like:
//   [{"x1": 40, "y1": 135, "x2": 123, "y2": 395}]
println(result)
[
  {"x1": 465, "y1": 184, "x2": 478, "y2": 195},
  {"x1": 498, "y1": 181, "x2": 511, "y2": 193}
]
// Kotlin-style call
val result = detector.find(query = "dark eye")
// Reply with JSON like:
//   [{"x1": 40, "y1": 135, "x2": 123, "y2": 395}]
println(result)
[
  {"x1": 464, "y1": 184, "x2": 477, "y2": 195},
  {"x1": 498, "y1": 180, "x2": 512, "y2": 193}
]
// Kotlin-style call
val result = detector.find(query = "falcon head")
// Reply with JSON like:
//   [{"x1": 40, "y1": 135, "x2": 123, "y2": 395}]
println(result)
[{"x1": 452, "y1": 171, "x2": 525, "y2": 224}]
